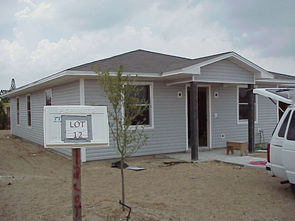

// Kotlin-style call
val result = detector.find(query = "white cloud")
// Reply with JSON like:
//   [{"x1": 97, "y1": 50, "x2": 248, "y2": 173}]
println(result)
[
  {"x1": 0, "y1": 0, "x2": 294, "y2": 90},
  {"x1": 15, "y1": 0, "x2": 53, "y2": 20},
  {"x1": 15, "y1": 6, "x2": 31, "y2": 19}
]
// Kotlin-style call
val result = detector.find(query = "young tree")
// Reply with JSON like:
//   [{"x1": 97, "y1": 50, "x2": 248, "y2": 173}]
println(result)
[{"x1": 97, "y1": 65, "x2": 149, "y2": 209}]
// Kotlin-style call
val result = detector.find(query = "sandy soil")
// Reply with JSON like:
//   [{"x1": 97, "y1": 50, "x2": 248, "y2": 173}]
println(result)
[{"x1": 0, "y1": 130, "x2": 294, "y2": 221}]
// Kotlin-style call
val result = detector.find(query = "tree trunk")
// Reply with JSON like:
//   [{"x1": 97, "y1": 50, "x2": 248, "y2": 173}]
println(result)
[{"x1": 120, "y1": 159, "x2": 125, "y2": 211}]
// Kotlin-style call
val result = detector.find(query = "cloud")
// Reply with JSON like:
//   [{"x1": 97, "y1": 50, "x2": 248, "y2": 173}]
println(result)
[{"x1": 0, "y1": 0, "x2": 294, "y2": 90}]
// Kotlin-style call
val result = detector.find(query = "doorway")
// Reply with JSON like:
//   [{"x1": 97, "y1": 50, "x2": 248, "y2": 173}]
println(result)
[{"x1": 187, "y1": 86, "x2": 210, "y2": 147}]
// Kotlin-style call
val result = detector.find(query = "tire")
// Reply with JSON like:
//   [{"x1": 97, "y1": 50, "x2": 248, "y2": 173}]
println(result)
[{"x1": 291, "y1": 184, "x2": 295, "y2": 195}]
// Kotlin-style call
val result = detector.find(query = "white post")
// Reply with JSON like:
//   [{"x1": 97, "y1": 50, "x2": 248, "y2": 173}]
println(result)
[{"x1": 79, "y1": 78, "x2": 87, "y2": 163}]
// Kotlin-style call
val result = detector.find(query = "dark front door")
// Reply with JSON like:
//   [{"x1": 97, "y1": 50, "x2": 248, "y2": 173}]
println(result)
[{"x1": 187, "y1": 87, "x2": 208, "y2": 147}]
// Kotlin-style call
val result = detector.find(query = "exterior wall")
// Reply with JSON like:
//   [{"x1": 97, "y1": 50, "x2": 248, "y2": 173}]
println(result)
[
  {"x1": 10, "y1": 81, "x2": 80, "y2": 157},
  {"x1": 84, "y1": 79, "x2": 187, "y2": 161},
  {"x1": 10, "y1": 91, "x2": 44, "y2": 145},
  {"x1": 195, "y1": 59, "x2": 254, "y2": 84},
  {"x1": 210, "y1": 84, "x2": 277, "y2": 148}
]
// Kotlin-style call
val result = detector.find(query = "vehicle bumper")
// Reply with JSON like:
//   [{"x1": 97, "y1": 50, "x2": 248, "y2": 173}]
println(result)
[{"x1": 266, "y1": 163, "x2": 274, "y2": 176}]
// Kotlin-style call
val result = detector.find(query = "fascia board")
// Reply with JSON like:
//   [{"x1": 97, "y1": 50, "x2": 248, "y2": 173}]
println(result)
[
  {"x1": 162, "y1": 66, "x2": 201, "y2": 76},
  {"x1": 198, "y1": 52, "x2": 273, "y2": 79},
  {"x1": 161, "y1": 52, "x2": 273, "y2": 79},
  {"x1": 65, "y1": 70, "x2": 161, "y2": 78},
  {"x1": 162, "y1": 53, "x2": 235, "y2": 77},
  {"x1": 2, "y1": 70, "x2": 161, "y2": 98},
  {"x1": 230, "y1": 53, "x2": 273, "y2": 79},
  {"x1": 256, "y1": 79, "x2": 295, "y2": 84},
  {"x1": 2, "y1": 71, "x2": 67, "y2": 98}
]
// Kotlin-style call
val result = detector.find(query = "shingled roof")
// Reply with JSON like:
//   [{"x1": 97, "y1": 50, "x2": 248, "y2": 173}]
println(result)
[{"x1": 67, "y1": 49, "x2": 231, "y2": 73}]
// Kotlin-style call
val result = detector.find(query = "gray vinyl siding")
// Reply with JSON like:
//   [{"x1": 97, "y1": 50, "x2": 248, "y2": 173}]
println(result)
[
  {"x1": 210, "y1": 84, "x2": 277, "y2": 148},
  {"x1": 195, "y1": 59, "x2": 254, "y2": 84},
  {"x1": 10, "y1": 91, "x2": 44, "y2": 145},
  {"x1": 10, "y1": 81, "x2": 80, "y2": 158},
  {"x1": 84, "y1": 79, "x2": 187, "y2": 161},
  {"x1": 50, "y1": 81, "x2": 80, "y2": 157},
  {"x1": 52, "y1": 81, "x2": 80, "y2": 105}
]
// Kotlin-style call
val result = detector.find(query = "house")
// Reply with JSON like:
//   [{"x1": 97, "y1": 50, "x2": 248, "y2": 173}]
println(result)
[{"x1": 2, "y1": 49, "x2": 295, "y2": 162}]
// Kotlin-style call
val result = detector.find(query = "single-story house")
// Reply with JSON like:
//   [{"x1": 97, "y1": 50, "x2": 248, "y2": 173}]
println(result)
[{"x1": 3, "y1": 49, "x2": 295, "y2": 162}]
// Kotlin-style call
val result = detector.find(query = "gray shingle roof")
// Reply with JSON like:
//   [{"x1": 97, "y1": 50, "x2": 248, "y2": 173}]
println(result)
[
  {"x1": 67, "y1": 49, "x2": 232, "y2": 73},
  {"x1": 268, "y1": 71, "x2": 295, "y2": 80}
]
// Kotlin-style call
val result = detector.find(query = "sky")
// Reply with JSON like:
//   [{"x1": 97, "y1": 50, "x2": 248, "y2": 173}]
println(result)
[{"x1": 0, "y1": 0, "x2": 294, "y2": 90}]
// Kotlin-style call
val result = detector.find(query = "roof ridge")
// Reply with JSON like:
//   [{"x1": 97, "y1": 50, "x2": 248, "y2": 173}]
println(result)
[
  {"x1": 193, "y1": 51, "x2": 233, "y2": 61},
  {"x1": 66, "y1": 49, "x2": 193, "y2": 71}
]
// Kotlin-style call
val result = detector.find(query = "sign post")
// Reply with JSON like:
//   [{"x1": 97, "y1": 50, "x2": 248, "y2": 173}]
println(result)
[
  {"x1": 72, "y1": 148, "x2": 82, "y2": 221},
  {"x1": 43, "y1": 106, "x2": 109, "y2": 221}
]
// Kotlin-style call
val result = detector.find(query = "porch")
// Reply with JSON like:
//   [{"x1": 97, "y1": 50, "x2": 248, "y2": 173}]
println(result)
[{"x1": 166, "y1": 148, "x2": 267, "y2": 169}]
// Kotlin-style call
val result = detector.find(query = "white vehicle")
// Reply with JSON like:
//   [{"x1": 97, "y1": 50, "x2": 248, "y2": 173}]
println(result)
[{"x1": 253, "y1": 88, "x2": 295, "y2": 194}]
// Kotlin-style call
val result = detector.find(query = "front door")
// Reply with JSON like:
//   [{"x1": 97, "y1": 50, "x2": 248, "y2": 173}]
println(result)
[{"x1": 187, "y1": 86, "x2": 209, "y2": 147}]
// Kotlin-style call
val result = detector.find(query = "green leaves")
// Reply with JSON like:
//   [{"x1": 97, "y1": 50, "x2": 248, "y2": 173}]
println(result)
[{"x1": 96, "y1": 65, "x2": 149, "y2": 159}]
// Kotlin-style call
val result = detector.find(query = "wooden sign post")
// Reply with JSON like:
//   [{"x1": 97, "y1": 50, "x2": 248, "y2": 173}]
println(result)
[
  {"x1": 64, "y1": 117, "x2": 87, "y2": 221},
  {"x1": 72, "y1": 148, "x2": 82, "y2": 221},
  {"x1": 43, "y1": 106, "x2": 109, "y2": 221}
]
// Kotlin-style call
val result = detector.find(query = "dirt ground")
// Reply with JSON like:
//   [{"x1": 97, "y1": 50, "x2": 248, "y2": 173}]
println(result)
[{"x1": 0, "y1": 130, "x2": 295, "y2": 221}]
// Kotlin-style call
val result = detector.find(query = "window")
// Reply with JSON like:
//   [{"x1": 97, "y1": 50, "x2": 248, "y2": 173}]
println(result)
[
  {"x1": 27, "y1": 95, "x2": 31, "y2": 126},
  {"x1": 287, "y1": 111, "x2": 295, "y2": 141},
  {"x1": 238, "y1": 86, "x2": 257, "y2": 123},
  {"x1": 45, "y1": 89, "x2": 52, "y2": 105},
  {"x1": 16, "y1": 97, "x2": 20, "y2": 125},
  {"x1": 125, "y1": 84, "x2": 153, "y2": 127},
  {"x1": 278, "y1": 110, "x2": 291, "y2": 137}
]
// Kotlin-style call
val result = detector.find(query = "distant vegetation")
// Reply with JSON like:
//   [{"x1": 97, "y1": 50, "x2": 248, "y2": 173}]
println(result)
[{"x1": 0, "y1": 90, "x2": 9, "y2": 129}]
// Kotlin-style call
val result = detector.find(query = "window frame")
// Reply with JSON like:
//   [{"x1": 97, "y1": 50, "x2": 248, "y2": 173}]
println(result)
[
  {"x1": 26, "y1": 94, "x2": 32, "y2": 127},
  {"x1": 124, "y1": 82, "x2": 154, "y2": 129},
  {"x1": 237, "y1": 85, "x2": 258, "y2": 124},
  {"x1": 16, "y1": 97, "x2": 20, "y2": 125},
  {"x1": 45, "y1": 89, "x2": 52, "y2": 106}
]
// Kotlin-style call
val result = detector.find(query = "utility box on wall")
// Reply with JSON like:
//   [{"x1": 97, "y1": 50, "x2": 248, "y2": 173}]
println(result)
[{"x1": 44, "y1": 105, "x2": 109, "y2": 148}]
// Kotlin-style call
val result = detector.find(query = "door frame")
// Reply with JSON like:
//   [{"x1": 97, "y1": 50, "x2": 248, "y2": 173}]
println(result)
[{"x1": 185, "y1": 83, "x2": 212, "y2": 151}]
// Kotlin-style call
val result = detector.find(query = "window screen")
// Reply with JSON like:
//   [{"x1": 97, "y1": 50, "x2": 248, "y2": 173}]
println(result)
[
  {"x1": 238, "y1": 87, "x2": 256, "y2": 121},
  {"x1": 27, "y1": 95, "x2": 31, "y2": 126},
  {"x1": 16, "y1": 97, "x2": 20, "y2": 125},
  {"x1": 125, "y1": 85, "x2": 151, "y2": 126}
]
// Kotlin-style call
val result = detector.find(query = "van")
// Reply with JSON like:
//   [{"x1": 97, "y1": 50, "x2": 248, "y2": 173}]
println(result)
[{"x1": 253, "y1": 88, "x2": 295, "y2": 194}]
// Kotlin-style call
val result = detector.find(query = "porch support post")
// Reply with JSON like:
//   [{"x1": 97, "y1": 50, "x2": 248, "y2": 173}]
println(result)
[
  {"x1": 248, "y1": 84, "x2": 255, "y2": 153},
  {"x1": 190, "y1": 81, "x2": 199, "y2": 161}
]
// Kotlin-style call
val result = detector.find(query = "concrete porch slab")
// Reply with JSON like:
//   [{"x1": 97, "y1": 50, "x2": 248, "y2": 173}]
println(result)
[{"x1": 166, "y1": 148, "x2": 267, "y2": 169}]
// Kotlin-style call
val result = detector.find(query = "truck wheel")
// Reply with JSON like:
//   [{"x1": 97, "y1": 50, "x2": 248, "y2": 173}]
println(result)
[{"x1": 291, "y1": 184, "x2": 295, "y2": 195}]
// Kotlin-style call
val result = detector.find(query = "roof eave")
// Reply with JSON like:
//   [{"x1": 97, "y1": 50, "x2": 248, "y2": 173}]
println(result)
[
  {"x1": 161, "y1": 52, "x2": 274, "y2": 80},
  {"x1": 2, "y1": 70, "x2": 163, "y2": 98}
]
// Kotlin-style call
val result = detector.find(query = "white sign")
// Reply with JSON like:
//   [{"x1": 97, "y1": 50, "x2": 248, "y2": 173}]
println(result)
[{"x1": 44, "y1": 106, "x2": 109, "y2": 148}]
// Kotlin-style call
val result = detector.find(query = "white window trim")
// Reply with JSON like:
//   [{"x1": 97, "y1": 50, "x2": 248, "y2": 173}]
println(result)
[
  {"x1": 26, "y1": 94, "x2": 32, "y2": 128},
  {"x1": 79, "y1": 78, "x2": 86, "y2": 163},
  {"x1": 124, "y1": 82, "x2": 154, "y2": 130},
  {"x1": 237, "y1": 85, "x2": 258, "y2": 125},
  {"x1": 16, "y1": 97, "x2": 20, "y2": 126},
  {"x1": 45, "y1": 89, "x2": 52, "y2": 106}
]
